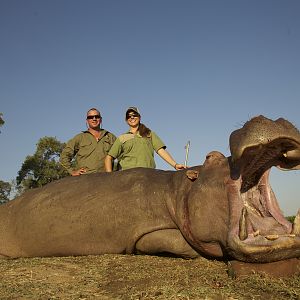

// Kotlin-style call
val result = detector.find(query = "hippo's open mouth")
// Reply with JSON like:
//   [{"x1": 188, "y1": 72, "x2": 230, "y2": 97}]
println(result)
[{"x1": 227, "y1": 116, "x2": 300, "y2": 262}]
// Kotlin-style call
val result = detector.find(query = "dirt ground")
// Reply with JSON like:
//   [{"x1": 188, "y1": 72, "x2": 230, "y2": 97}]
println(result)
[{"x1": 0, "y1": 254, "x2": 299, "y2": 299}]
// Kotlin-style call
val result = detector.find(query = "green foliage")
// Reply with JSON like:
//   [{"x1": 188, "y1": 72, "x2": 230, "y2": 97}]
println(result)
[
  {"x1": 286, "y1": 215, "x2": 295, "y2": 223},
  {"x1": 0, "y1": 112, "x2": 4, "y2": 131},
  {"x1": 16, "y1": 136, "x2": 69, "y2": 190},
  {"x1": 0, "y1": 180, "x2": 11, "y2": 204}
]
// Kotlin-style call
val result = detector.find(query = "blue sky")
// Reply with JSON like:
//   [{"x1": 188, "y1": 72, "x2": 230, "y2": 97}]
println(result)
[{"x1": 0, "y1": 0, "x2": 299, "y2": 215}]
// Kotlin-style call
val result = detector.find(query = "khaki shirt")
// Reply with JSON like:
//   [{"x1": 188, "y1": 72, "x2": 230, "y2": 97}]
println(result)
[
  {"x1": 108, "y1": 131, "x2": 165, "y2": 170},
  {"x1": 60, "y1": 129, "x2": 116, "y2": 174}
]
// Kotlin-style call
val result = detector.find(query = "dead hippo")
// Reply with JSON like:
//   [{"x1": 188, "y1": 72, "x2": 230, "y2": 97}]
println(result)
[{"x1": 0, "y1": 115, "x2": 299, "y2": 264}]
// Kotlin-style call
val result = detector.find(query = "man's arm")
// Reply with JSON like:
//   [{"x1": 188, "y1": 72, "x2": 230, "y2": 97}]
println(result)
[
  {"x1": 60, "y1": 136, "x2": 86, "y2": 176},
  {"x1": 105, "y1": 155, "x2": 114, "y2": 172}
]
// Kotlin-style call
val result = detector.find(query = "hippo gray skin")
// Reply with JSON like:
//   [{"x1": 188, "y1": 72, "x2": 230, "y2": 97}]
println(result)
[{"x1": 0, "y1": 115, "x2": 300, "y2": 263}]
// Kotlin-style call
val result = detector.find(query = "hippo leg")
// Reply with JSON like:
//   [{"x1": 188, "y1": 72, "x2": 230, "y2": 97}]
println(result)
[{"x1": 135, "y1": 229, "x2": 199, "y2": 258}]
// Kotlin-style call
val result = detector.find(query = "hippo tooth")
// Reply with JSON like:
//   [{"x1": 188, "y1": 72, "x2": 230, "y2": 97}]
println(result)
[
  {"x1": 264, "y1": 234, "x2": 296, "y2": 241},
  {"x1": 239, "y1": 207, "x2": 248, "y2": 241},
  {"x1": 284, "y1": 149, "x2": 300, "y2": 160},
  {"x1": 253, "y1": 230, "x2": 260, "y2": 237},
  {"x1": 292, "y1": 209, "x2": 300, "y2": 236},
  {"x1": 265, "y1": 234, "x2": 279, "y2": 241}
]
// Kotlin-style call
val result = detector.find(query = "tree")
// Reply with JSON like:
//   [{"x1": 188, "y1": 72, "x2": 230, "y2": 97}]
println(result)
[
  {"x1": 0, "y1": 112, "x2": 4, "y2": 133},
  {"x1": 286, "y1": 215, "x2": 295, "y2": 223},
  {"x1": 16, "y1": 136, "x2": 69, "y2": 190},
  {"x1": 0, "y1": 180, "x2": 11, "y2": 204}
]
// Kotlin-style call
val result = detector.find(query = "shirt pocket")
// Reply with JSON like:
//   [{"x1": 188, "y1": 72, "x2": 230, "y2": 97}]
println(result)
[{"x1": 78, "y1": 140, "x2": 93, "y2": 156}]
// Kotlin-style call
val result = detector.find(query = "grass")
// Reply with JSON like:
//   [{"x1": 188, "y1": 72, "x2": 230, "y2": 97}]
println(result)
[{"x1": 0, "y1": 255, "x2": 299, "y2": 299}]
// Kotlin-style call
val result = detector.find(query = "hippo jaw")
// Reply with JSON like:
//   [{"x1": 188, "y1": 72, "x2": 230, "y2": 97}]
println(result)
[{"x1": 227, "y1": 116, "x2": 300, "y2": 263}]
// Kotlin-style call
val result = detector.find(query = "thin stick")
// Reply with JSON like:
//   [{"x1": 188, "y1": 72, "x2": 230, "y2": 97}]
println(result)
[{"x1": 184, "y1": 141, "x2": 190, "y2": 167}]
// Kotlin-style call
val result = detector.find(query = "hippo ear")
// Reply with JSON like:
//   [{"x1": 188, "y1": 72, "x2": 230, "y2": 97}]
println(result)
[{"x1": 186, "y1": 170, "x2": 199, "y2": 181}]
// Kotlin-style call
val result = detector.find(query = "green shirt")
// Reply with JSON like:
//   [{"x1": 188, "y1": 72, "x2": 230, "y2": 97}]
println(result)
[
  {"x1": 60, "y1": 129, "x2": 116, "y2": 174},
  {"x1": 108, "y1": 131, "x2": 165, "y2": 170}
]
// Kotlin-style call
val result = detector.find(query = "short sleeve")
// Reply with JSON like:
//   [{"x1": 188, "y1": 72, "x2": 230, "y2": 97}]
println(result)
[
  {"x1": 151, "y1": 131, "x2": 166, "y2": 152},
  {"x1": 108, "y1": 138, "x2": 123, "y2": 159}
]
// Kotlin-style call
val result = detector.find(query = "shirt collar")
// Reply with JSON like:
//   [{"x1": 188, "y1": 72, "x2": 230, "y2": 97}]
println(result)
[{"x1": 126, "y1": 130, "x2": 141, "y2": 137}]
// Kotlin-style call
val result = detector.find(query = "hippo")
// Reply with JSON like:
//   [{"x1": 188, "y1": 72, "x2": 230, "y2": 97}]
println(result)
[{"x1": 0, "y1": 115, "x2": 300, "y2": 265}]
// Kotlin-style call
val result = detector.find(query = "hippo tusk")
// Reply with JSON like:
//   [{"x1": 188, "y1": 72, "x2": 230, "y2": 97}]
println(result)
[
  {"x1": 292, "y1": 209, "x2": 300, "y2": 236},
  {"x1": 239, "y1": 207, "x2": 248, "y2": 241}
]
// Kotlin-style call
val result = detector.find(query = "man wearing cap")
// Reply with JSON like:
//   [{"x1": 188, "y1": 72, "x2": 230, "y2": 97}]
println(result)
[
  {"x1": 105, "y1": 107, "x2": 185, "y2": 172},
  {"x1": 60, "y1": 108, "x2": 116, "y2": 176}
]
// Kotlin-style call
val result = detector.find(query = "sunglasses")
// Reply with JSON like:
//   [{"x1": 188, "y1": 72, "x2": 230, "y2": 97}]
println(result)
[
  {"x1": 126, "y1": 114, "x2": 139, "y2": 119},
  {"x1": 87, "y1": 115, "x2": 101, "y2": 120}
]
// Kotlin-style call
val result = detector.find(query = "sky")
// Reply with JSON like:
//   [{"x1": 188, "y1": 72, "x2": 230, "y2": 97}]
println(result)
[{"x1": 0, "y1": 0, "x2": 299, "y2": 216}]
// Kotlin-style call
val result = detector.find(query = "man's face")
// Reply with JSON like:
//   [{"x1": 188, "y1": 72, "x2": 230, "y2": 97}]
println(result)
[{"x1": 86, "y1": 110, "x2": 102, "y2": 129}]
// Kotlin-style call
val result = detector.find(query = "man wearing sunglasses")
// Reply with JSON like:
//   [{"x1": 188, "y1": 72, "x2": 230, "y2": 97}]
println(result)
[{"x1": 60, "y1": 108, "x2": 116, "y2": 176}]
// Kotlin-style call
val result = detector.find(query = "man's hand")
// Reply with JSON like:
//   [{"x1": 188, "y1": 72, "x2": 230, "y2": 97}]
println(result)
[{"x1": 71, "y1": 168, "x2": 87, "y2": 176}]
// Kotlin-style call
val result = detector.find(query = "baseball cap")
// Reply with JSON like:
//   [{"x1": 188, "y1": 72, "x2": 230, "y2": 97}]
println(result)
[{"x1": 126, "y1": 106, "x2": 140, "y2": 117}]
